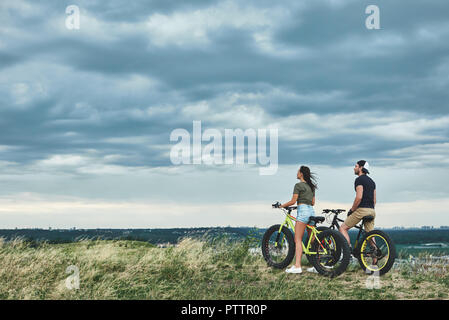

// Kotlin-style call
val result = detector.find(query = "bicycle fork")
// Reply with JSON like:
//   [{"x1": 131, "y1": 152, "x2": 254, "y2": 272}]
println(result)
[
  {"x1": 353, "y1": 227, "x2": 364, "y2": 255},
  {"x1": 275, "y1": 218, "x2": 295, "y2": 248},
  {"x1": 354, "y1": 228, "x2": 378, "y2": 257}
]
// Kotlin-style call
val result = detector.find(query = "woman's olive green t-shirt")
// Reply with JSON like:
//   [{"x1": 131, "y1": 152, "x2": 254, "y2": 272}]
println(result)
[{"x1": 293, "y1": 182, "x2": 315, "y2": 205}]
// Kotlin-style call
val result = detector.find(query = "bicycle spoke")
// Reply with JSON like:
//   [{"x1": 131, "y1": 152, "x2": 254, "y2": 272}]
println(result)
[
  {"x1": 268, "y1": 232, "x2": 290, "y2": 263},
  {"x1": 316, "y1": 235, "x2": 342, "y2": 269},
  {"x1": 361, "y1": 234, "x2": 390, "y2": 270}
]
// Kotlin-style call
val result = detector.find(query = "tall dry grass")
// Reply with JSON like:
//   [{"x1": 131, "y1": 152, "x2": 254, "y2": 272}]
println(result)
[{"x1": 0, "y1": 237, "x2": 447, "y2": 300}]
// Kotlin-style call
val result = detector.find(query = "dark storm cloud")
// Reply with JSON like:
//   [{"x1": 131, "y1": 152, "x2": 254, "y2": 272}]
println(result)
[
  {"x1": 0, "y1": 52, "x2": 23, "y2": 70},
  {"x1": 270, "y1": 0, "x2": 449, "y2": 115}
]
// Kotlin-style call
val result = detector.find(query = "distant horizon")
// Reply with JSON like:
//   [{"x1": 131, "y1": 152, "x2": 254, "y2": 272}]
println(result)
[{"x1": 1, "y1": 225, "x2": 448, "y2": 230}]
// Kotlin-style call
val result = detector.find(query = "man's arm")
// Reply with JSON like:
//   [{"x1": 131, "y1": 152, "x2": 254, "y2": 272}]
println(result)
[{"x1": 350, "y1": 185, "x2": 363, "y2": 212}]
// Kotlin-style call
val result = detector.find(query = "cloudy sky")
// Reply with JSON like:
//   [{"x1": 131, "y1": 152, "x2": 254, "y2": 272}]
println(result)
[{"x1": 0, "y1": 0, "x2": 448, "y2": 228}]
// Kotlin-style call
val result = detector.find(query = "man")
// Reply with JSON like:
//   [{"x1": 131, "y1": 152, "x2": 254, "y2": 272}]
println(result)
[{"x1": 339, "y1": 160, "x2": 376, "y2": 250}]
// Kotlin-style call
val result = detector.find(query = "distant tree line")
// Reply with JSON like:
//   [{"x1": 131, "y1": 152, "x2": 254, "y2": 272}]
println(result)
[
  {"x1": 0, "y1": 227, "x2": 259, "y2": 245},
  {"x1": 0, "y1": 227, "x2": 448, "y2": 245}
]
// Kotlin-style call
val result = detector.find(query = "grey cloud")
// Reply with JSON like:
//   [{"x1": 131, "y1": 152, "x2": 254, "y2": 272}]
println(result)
[{"x1": 0, "y1": 0, "x2": 448, "y2": 172}]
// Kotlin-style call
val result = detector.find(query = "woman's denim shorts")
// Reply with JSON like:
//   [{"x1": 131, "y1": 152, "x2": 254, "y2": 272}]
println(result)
[{"x1": 296, "y1": 204, "x2": 315, "y2": 224}]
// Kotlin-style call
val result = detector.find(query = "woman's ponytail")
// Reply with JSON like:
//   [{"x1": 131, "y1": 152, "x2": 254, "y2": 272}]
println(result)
[{"x1": 300, "y1": 166, "x2": 318, "y2": 193}]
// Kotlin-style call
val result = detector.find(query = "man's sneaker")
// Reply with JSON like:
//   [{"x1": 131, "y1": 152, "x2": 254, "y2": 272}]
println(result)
[
  {"x1": 307, "y1": 267, "x2": 318, "y2": 273},
  {"x1": 308, "y1": 266, "x2": 332, "y2": 272},
  {"x1": 349, "y1": 255, "x2": 357, "y2": 264},
  {"x1": 285, "y1": 265, "x2": 302, "y2": 274}
]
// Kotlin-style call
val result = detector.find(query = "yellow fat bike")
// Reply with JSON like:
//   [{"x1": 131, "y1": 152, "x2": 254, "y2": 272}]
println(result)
[{"x1": 262, "y1": 203, "x2": 350, "y2": 278}]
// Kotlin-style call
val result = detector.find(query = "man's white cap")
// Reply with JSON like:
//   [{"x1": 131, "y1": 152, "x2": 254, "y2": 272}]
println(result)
[{"x1": 364, "y1": 161, "x2": 370, "y2": 171}]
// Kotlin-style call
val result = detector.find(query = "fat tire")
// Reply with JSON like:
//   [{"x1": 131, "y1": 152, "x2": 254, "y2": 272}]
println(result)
[
  {"x1": 356, "y1": 229, "x2": 396, "y2": 276},
  {"x1": 261, "y1": 224, "x2": 295, "y2": 269},
  {"x1": 309, "y1": 229, "x2": 350, "y2": 278}
]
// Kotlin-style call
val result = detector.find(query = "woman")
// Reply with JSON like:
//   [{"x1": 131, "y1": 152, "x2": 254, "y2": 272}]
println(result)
[{"x1": 279, "y1": 165, "x2": 317, "y2": 274}]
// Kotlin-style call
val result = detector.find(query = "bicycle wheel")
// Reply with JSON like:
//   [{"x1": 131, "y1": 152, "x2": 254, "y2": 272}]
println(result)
[
  {"x1": 261, "y1": 224, "x2": 295, "y2": 269},
  {"x1": 356, "y1": 229, "x2": 396, "y2": 276},
  {"x1": 305, "y1": 226, "x2": 333, "y2": 265},
  {"x1": 309, "y1": 229, "x2": 350, "y2": 278}
]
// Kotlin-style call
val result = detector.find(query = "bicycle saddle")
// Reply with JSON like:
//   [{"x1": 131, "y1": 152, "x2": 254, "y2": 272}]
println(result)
[
  {"x1": 362, "y1": 215, "x2": 375, "y2": 222},
  {"x1": 308, "y1": 216, "x2": 325, "y2": 224}
]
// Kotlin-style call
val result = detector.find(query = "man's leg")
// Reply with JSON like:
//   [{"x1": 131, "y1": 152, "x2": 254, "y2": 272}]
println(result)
[
  {"x1": 363, "y1": 210, "x2": 378, "y2": 264},
  {"x1": 340, "y1": 209, "x2": 362, "y2": 249},
  {"x1": 339, "y1": 223, "x2": 351, "y2": 246}
]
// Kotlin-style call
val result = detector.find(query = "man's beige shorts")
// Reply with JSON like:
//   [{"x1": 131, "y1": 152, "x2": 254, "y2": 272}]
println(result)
[{"x1": 344, "y1": 207, "x2": 376, "y2": 231}]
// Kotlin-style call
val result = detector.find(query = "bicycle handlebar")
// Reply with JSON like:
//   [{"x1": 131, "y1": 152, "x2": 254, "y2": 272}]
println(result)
[
  {"x1": 272, "y1": 202, "x2": 297, "y2": 211},
  {"x1": 273, "y1": 203, "x2": 346, "y2": 216},
  {"x1": 322, "y1": 209, "x2": 346, "y2": 214},
  {"x1": 271, "y1": 201, "x2": 298, "y2": 212}
]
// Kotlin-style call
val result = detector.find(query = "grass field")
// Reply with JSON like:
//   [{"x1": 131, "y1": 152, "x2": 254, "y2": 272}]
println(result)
[{"x1": 0, "y1": 237, "x2": 448, "y2": 300}]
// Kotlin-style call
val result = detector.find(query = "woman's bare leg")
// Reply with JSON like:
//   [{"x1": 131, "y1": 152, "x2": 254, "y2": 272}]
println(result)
[{"x1": 294, "y1": 221, "x2": 307, "y2": 268}]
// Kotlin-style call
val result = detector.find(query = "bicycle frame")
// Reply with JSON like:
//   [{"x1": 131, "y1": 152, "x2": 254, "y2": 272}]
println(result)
[
  {"x1": 330, "y1": 212, "x2": 366, "y2": 249},
  {"x1": 276, "y1": 208, "x2": 328, "y2": 255}
]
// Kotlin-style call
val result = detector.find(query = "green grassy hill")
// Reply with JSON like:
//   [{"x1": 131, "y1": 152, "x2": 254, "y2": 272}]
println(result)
[{"x1": 0, "y1": 237, "x2": 447, "y2": 300}]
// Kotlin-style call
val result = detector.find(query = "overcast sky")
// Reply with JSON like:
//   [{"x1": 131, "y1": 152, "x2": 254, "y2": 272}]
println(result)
[{"x1": 0, "y1": 0, "x2": 448, "y2": 228}]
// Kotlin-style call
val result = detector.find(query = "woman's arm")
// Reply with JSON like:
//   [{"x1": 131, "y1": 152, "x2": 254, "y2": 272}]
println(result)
[
  {"x1": 311, "y1": 196, "x2": 315, "y2": 206},
  {"x1": 280, "y1": 194, "x2": 299, "y2": 208}
]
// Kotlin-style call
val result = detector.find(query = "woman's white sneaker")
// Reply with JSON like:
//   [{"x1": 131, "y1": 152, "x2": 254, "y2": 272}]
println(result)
[
  {"x1": 285, "y1": 265, "x2": 302, "y2": 274},
  {"x1": 307, "y1": 267, "x2": 318, "y2": 273}
]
